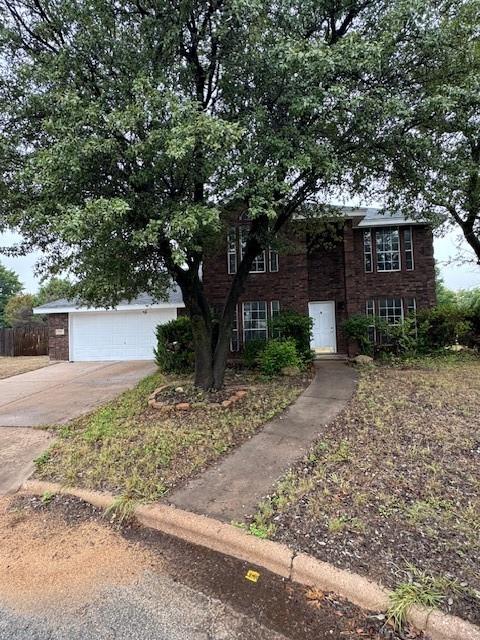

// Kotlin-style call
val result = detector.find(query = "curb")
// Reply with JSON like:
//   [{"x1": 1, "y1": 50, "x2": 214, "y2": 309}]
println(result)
[{"x1": 22, "y1": 480, "x2": 480, "y2": 640}]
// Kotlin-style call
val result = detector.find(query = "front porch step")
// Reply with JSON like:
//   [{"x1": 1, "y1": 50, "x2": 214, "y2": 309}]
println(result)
[{"x1": 314, "y1": 352, "x2": 349, "y2": 361}]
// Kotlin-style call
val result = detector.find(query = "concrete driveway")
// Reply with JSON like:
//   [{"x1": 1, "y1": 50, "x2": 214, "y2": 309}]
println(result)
[
  {"x1": 0, "y1": 361, "x2": 157, "y2": 428},
  {"x1": 0, "y1": 361, "x2": 157, "y2": 495}
]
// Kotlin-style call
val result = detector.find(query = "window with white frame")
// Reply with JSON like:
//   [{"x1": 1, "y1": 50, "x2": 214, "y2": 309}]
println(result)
[
  {"x1": 269, "y1": 248, "x2": 279, "y2": 272},
  {"x1": 227, "y1": 228, "x2": 237, "y2": 274},
  {"x1": 271, "y1": 300, "x2": 280, "y2": 318},
  {"x1": 243, "y1": 301, "x2": 268, "y2": 342},
  {"x1": 376, "y1": 228, "x2": 401, "y2": 271},
  {"x1": 365, "y1": 297, "x2": 417, "y2": 343},
  {"x1": 365, "y1": 299, "x2": 376, "y2": 343},
  {"x1": 404, "y1": 227, "x2": 414, "y2": 270},
  {"x1": 377, "y1": 297, "x2": 403, "y2": 324},
  {"x1": 230, "y1": 306, "x2": 240, "y2": 352},
  {"x1": 239, "y1": 226, "x2": 266, "y2": 272},
  {"x1": 227, "y1": 226, "x2": 278, "y2": 274},
  {"x1": 363, "y1": 230, "x2": 373, "y2": 272},
  {"x1": 405, "y1": 297, "x2": 416, "y2": 316}
]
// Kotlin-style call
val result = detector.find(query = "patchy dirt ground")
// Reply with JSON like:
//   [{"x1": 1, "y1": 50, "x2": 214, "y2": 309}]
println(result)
[
  {"x1": 0, "y1": 356, "x2": 50, "y2": 380},
  {"x1": 250, "y1": 354, "x2": 480, "y2": 626},
  {"x1": 34, "y1": 369, "x2": 309, "y2": 501},
  {"x1": 2, "y1": 494, "x2": 425, "y2": 640},
  {"x1": 0, "y1": 494, "x2": 156, "y2": 613}
]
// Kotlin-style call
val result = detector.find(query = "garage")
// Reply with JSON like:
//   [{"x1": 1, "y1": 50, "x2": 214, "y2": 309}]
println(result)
[
  {"x1": 70, "y1": 308, "x2": 178, "y2": 361},
  {"x1": 33, "y1": 291, "x2": 184, "y2": 362}
]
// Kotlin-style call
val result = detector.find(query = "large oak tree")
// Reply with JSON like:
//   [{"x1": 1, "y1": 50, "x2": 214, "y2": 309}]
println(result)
[{"x1": 0, "y1": 0, "x2": 425, "y2": 388}]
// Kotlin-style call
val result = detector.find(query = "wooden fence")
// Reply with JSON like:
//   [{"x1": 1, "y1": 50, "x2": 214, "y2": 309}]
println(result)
[{"x1": 0, "y1": 326, "x2": 48, "y2": 357}]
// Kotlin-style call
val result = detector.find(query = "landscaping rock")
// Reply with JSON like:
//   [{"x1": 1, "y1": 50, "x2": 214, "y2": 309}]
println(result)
[
  {"x1": 234, "y1": 390, "x2": 248, "y2": 399},
  {"x1": 281, "y1": 366, "x2": 301, "y2": 377},
  {"x1": 175, "y1": 403, "x2": 191, "y2": 411},
  {"x1": 353, "y1": 355, "x2": 373, "y2": 365}
]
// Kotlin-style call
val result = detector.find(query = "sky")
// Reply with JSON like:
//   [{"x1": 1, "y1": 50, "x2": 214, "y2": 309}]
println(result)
[{"x1": 1, "y1": 226, "x2": 479, "y2": 294}]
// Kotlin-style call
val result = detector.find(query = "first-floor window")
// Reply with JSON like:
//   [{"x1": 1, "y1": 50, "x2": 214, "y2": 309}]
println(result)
[
  {"x1": 378, "y1": 297, "x2": 403, "y2": 324},
  {"x1": 230, "y1": 307, "x2": 240, "y2": 352},
  {"x1": 243, "y1": 301, "x2": 268, "y2": 342},
  {"x1": 366, "y1": 297, "x2": 417, "y2": 343}
]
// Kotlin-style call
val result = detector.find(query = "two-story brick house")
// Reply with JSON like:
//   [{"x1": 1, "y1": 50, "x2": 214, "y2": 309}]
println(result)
[
  {"x1": 36, "y1": 205, "x2": 436, "y2": 361},
  {"x1": 203, "y1": 206, "x2": 436, "y2": 357}
]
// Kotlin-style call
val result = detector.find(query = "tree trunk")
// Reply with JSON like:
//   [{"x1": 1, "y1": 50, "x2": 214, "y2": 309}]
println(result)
[{"x1": 190, "y1": 313, "x2": 214, "y2": 390}]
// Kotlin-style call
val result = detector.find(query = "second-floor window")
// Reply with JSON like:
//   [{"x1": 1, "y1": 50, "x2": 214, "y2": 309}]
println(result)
[
  {"x1": 363, "y1": 226, "x2": 414, "y2": 273},
  {"x1": 376, "y1": 228, "x2": 400, "y2": 271},
  {"x1": 227, "y1": 226, "x2": 279, "y2": 275}
]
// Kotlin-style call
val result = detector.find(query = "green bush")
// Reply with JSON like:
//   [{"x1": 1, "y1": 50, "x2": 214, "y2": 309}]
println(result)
[
  {"x1": 259, "y1": 338, "x2": 301, "y2": 376},
  {"x1": 270, "y1": 311, "x2": 313, "y2": 362},
  {"x1": 416, "y1": 305, "x2": 473, "y2": 349},
  {"x1": 155, "y1": 316, "x2": 194, "y2": 373},
  {"x1": 342, "y1": 314, "x2": 374, "y2": 355},
  {"x1": 242, "y1": 338, "x2": 267, "y2": 369}
]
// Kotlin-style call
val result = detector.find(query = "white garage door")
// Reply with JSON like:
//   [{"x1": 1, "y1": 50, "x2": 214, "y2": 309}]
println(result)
[{"x1": 70, "y1": 309, "x2": 178, "y2": 361}]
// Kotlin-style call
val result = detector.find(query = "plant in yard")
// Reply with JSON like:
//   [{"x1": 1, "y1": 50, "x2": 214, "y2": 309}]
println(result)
[
  {"x1": 104, "y1": 495, "x2": 137, "y2": 525},
  {"x1": 269, "y1": 311, "x2": 313, "y2": 363},
  {"x1": 259, "y1": 339, "x2": 301, "y2": 377},
  {"x1": 387, "y1": 564, "x2": 465, "y2": 631},
  {"x1": 242, "y1": 339, "x2": 267, "y2": 370},
  {"x1": 155, "y1": 316, "x2": 195, "y2": 374},
  {"x1": 40, "y1": 490, "x2": 55, "y2": 505},
  {"x1": 342, "y1": 315, "x2": 374, "y2": 356},
  {"x1": 0, "y1": 0, "x2": 453, "y2": 389}
]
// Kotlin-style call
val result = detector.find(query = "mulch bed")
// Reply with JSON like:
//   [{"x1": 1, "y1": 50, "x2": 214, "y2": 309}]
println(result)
[{"x1": 252, "y1": 356, "x2": 480, "y2": 627}]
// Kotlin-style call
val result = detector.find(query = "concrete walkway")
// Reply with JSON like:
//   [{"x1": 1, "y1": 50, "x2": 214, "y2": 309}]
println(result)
[{"x1": 168, "y1": 361, "x2": 357, "y2": 522}]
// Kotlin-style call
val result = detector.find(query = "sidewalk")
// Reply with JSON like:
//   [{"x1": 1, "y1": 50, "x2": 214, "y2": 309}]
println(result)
[{"x1": 167, "y1": 361, "x2": 358, "y2": 522}]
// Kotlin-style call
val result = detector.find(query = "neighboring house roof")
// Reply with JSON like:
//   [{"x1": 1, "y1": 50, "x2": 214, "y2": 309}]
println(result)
[{"x1": 33, "y1": 288, "x2": 185, "y2": 315}]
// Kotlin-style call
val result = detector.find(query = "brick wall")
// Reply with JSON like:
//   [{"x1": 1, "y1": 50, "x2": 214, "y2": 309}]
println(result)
[
  {"x1": 47, "y1": 313, "x2": 69, "y2": 361},
  {"x1": 203, "y1": 231, "x2": 310, "y2": 343},
  {"x1": 203, "y1": 221, "x2": 436, "y2": 355},
  {"x1": 344, "y1": 223, "x2": 436, "y2": 315}
]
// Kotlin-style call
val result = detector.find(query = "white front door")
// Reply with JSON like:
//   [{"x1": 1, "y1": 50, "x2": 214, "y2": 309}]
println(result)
[{"x1": 308, "y1": 301, "x2": 337, "y2": 353}]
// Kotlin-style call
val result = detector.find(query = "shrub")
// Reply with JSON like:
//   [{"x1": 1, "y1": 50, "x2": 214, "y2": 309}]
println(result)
[
  {"x1": 270, "y1": 311, "x2": 313, "y2": 362},
  {"x1": 416, "y1": 305, "x2": 473, "y2": 349},
  {"x1": 259, "y1": 338, "x2": 301, "y2": 376},
  {"x1": 155, "y1": 316, "x2": 194, "y2": 373},
  {"x1": 342, "y1": 314, "x2": 373, "y2": 355},
  {"x1": 242, "y1": 338, "x2": 267, "y2": 369}
]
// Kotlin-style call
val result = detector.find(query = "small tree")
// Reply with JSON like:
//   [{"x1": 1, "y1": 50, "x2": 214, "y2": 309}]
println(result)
[
  {"x1": 4, "y1": 293, "x2": 43, "y2": 327},
  {"x1": 0, "y1": 262, "x2": 22, "y2": 327}
]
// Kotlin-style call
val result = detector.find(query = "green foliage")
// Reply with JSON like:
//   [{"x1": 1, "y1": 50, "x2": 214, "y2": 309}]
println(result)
[
  {"x1": 259, "y1": 338, "x2": 301, "y2": 377},
  {"x1": 3, "y1": 293, "x2": 44, "y2": 327},
  {"x1": 104, "y1": 495, "x2": 137, "y2": 525},
  {"x1": 0, "y1": 262, "x2": 22, "y2": 327},
  {"x1": 342, "y1": 315, "x2": 374, "y2": 356},
  {"x1": 36, "y1": 278, "x2": 73, "y2": 306},
  {"x1": 155, "y1": 316, "x2": 194, "y2": 374},
  {"x1": 0, "y1": 0, "x2": 441, "y2": 387},
  {"x1": 41, "y1": 490, "x2": 55, "y2": 505},
  {"x1": 270, "y1": 311, "x2": 313, "y2": 363},
  {"x1": 379, "y1": 0, "x2": 480, "y2": 263},
  {"x1": 242, "y1": 339, "x2": 267, "y2": 369},
  {"x1": 416, "y1": 305, "x2": 473, "y2": 350}
]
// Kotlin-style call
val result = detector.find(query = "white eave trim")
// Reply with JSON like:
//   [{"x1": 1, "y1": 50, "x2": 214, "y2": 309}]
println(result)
[
  {"x1": 33, "y1": 302, "x2": 186, "y2": 315},
  {"x1": 357, "y1": 218, "x2": 422, "y2": 227}
]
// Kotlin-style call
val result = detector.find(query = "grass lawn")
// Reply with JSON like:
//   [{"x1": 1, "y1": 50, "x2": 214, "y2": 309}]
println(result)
[
  {"x1": 249, "y1": 353, "x2": 480, "y2": 627},
  {"x1": 35, "y1": 369, "x2": 307, "y2": 502},
  {"x1": 0, "y1": 356, "x2": 50, "y2": 380}
]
